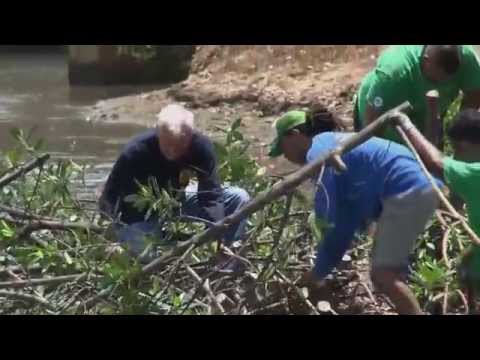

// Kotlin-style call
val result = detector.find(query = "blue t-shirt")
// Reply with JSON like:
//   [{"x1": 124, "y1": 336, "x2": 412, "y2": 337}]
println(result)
[{"x1": 307, "y1": 132, "x2": 443, "y2": 278}]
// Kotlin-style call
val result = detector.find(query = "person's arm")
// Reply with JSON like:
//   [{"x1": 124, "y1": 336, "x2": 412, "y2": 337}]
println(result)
[
  {"x1": 312, "y1": 167, "x2": 356, "y2": 280},
  {"x1": 460, "y1": 46, "x2": 480, "y2": 111},
  {"x1": 395, "y1": 116, "x2": 445, "y2": 180},
  {"x1": 100, "y1": 153, "x2": 135, "y2": 219},
  {"x1": 193, "y1": 136, "x2": 225, "y2": 223}
]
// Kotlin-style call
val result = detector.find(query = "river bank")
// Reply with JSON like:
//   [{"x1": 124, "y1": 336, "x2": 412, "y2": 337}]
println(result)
[{"x1": 86, "y1": 46, "x2": 381, "y2": 176}]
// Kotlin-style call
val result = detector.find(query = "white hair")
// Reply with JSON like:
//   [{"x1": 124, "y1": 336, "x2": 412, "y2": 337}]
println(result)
[{"x1": 156, "y1": 104, "x2": 195, "y2": 137}]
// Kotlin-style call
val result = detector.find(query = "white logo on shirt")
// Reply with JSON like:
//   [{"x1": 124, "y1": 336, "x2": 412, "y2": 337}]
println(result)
[{"x1": 373, "y1": 97, "x2": 384, "y2": 108}]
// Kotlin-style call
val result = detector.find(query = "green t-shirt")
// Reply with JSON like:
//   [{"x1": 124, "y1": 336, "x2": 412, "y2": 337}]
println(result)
[
  {"x1": 443, "y1": 157, "x2": 480, "y2": 282},
  {"x1": 357, "y1": 45, "x2": 480, "y2": 143}
]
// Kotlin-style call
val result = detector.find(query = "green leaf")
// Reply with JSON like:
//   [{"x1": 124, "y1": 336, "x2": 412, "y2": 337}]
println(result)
[
  {"x1": 9, "y1": 128, "x2": 22, "y2": 142},
  {"x1": 31, "y1": 249, "x2": 45, "y2": 261},
  {"x1": 0, "y1": 220, "x2": 15, "y2": 239},
  {"x1": 232, "y1": 130, "x2": 244, "y2": 142},
  {"x1": 70, "y1": 161, "x2": 84, "y2": 172},
  {"x1": 172, "y1": 294, "x2": 183, "y2": 308},
  {"x1": 64, "y1": 252, "x2": 73, "y2": 265},
  {"x1": 231, "y1": 118, "x2": 242, "y2": 131},
  {"x1": 256, "y1": 167, "x2": 267, "y2": 177},
  {"x1": 230, "y1": 158, "x2": 245, "y2": 180},
  {"x1": 5, "y1": 149, "x2": 22, "y2": 167},
  {"x1": 213, "y1": 141, "x2": 228, "y2": 160},
  {"x1": 412, "y1": 257, "x2": 449, "y2": 291}
]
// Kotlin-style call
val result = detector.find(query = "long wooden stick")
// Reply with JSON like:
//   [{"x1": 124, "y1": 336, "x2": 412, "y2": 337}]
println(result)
[
  {"x1": 275, "y1": 270, "x2": 320, "y2": 315},
  {"x1": 0, "y1": 205, "x2": 56, "y2": 222},
  {"x1": 1, "y1": 217, "x2": 104, "y2": 235},
  {"x1": 0, "y1": 273, "x2": 97, "y2": 290},
  {"x1": 184, "y1": 264, "x2": 225, "y2": 315},
  {"x1": 456, "y1": 289, "x2": 470, "y2": 315},
  {"x1": 141, "y1": 102, "x2": 413, "y2": 275},
  {"x1": 0, "y1": 290, "x2": 56, "y2": 311},
  {"x1": 442, "y1": 227, "x2": 453, "y2": 269}
]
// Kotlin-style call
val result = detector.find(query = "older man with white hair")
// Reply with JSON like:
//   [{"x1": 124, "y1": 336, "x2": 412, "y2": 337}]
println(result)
[{"x1": 99, "y1": 104, "x2": 250, "y2": 268}]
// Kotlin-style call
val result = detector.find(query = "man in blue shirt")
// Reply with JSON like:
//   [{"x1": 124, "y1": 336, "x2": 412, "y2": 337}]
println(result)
[
  {"x1": 269, "y1": 110, "x2": 442, "y2": 315},
  {"x1": 100, "y1": 104, "x2": 250, "y2": 267}
]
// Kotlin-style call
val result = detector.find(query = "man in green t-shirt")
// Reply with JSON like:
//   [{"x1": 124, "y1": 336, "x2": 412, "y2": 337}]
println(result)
[
  {"x1": 395, "y1": 108, "x2": 480, "y2": 309},
  {"x1": 356, "y1": 45, "x2": 480, "y2": 145}
]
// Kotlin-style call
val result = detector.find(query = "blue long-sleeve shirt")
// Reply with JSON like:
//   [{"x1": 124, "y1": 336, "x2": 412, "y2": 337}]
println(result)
[
  {"x1": 100, "y1": 129, "x2": 224, "y2": 224},
  {"x1": 307, "y1": 132, "x2": 443, "y2": 279}
]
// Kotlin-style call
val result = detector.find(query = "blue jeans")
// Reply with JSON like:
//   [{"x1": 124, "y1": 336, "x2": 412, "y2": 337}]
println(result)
[{"x1": 114, "y1": 185, "x2": 251, "y2": 258}]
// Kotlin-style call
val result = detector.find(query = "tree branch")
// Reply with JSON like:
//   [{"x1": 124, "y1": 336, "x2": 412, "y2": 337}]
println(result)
[
  {"x1": 0, "y1": 290, "x2": 56, "y2": 312},
  {"x1": 184, "y1": 264, "x2": 225, "y2": 315},
  {"x1": 0, "y1": 205, "x2": 56, "y2": 222},
  {"x1": 275, "y1": 270, "x2": 320, "y2": 315},
  {"x1": 259, "y1": 193, "x2": 294, "y2": 280},
  {"x1": 0, "y1": 273, "x2": 98, "y2": 290},
  {"x1": 0, "y1": 154, "x2": 50, "y2": 188},
  {"x1": 1, "y1": 217, "x2": 104, "y2": 236}
]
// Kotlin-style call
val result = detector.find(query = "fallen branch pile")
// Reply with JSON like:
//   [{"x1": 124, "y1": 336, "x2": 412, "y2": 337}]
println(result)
[{"x1": 0, "y1": 102, "x2": 474, "y2": 315}]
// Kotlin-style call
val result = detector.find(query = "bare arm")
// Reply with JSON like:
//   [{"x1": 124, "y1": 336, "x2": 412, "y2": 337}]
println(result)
[{"x1": 397, "y1": 118, "x2": 445, "y2": 179}]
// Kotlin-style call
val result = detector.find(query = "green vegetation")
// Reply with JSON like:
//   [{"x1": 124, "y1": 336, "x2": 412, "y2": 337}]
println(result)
[{"x1": 0, "y1": 119, "x2": 474, "y2": 315}]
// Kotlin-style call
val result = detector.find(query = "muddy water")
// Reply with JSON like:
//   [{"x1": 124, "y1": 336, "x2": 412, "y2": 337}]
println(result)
[
  {"x1": 0, "y1": 52, "x2": 163, "y2": 198},
  {"x1": 0, "y1": 51, "x2": 288, "y2": 200}
]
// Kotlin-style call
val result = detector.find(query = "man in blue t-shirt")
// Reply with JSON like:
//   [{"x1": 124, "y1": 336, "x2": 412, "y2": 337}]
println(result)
[{"x1": 269, "y1": 111, "x2": 443, "y2": 315}]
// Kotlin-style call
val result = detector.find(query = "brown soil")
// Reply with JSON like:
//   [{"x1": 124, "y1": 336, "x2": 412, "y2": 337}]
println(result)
[{"x1": 88, "y1": 45, "x2": 384, "y2": 129}]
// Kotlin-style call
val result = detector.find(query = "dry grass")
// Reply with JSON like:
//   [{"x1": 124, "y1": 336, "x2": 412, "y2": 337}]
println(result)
[{"x1": 192, "y1": 45, "x2": 384, "y2": 75}]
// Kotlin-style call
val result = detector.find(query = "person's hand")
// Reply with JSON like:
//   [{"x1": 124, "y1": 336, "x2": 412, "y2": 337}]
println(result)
[{"x1": 392, "y1": 113, "x2": 415, "y2": 132}]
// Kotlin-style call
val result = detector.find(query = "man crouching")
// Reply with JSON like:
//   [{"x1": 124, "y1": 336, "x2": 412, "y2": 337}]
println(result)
[{"x1": 99, "y1": 104, "x2": 250, "y2": 270}]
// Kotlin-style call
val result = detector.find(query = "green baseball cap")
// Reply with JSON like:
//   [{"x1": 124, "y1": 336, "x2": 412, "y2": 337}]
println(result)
[{"x1": 269, "y1": 111, "x2": 307, "y2": 157}]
